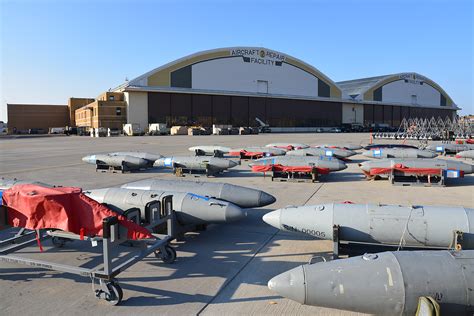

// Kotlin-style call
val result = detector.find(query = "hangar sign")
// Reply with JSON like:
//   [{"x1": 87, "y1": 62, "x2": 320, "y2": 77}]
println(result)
[
  {"x1": 399, "y1": 73, "x2": 427, "y2": 85},
  {"x1": 230, "y1": 48, "x2": 286, "y2": 66}
]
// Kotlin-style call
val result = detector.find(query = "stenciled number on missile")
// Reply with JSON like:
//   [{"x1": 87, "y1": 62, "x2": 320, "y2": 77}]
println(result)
[
  {"x1": 282, "y1": 224, "x2": 326, "y2": 238},
  {"x1": 434, "y1": 292, "x2": 443, "y2": 302}
]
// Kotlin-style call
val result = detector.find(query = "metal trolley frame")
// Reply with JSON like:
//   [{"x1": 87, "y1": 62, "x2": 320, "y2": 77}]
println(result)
[{"x1": 0, "y1": 195, "x2": 178, "y2": 305}]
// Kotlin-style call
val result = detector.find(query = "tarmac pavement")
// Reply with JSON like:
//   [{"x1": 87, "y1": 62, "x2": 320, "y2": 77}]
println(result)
[{"x1": 0, "y1": 133, "x2": 472, "y2": 315}]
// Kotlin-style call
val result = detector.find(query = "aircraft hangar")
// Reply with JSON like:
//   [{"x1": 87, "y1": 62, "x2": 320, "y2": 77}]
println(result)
[
  {"x1": 7, "y1": 47, "x2": 460, "y2": 132},
  {"x1": 107, "y1": 47, "x2": 458, "y2": 130}
]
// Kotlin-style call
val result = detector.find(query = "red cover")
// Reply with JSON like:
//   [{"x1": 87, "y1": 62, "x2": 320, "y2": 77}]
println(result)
[
  {"x1": 252, "y1": 164, "x2": 330, "y2": 174},
  {"x1": 1, "y1": 184, "x2": 152, "y2": 240},
  {"x1": 369, "y1": 164, "x2": 442, "y2": 176}
]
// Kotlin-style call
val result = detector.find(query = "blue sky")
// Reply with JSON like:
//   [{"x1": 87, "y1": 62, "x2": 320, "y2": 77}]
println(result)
[{"x1": 1, "y1": 0, "x2": 472, "y2": 122}]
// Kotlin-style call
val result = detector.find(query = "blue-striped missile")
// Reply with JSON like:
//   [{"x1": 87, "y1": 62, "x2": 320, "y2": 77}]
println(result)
[
  {"x1": 426, "y1": 143, "x2": 474, "y2": 154},
  {"x1": 268, "y1": 250, "x2": 474, "y2": 315},
  {"x1": 84, "y1": 187, "x2": 245, "y2": 225},
  {"x1": 263, "y1": 203, "x2": 474, "y2": 248},
  {"x1": 154, "y1": 156, "x2": 238, "y2": 174},
  {"x1": 120, "y1": 179, "x2": 276, "y2": 208},
  {"x1": 362, "y1": 148, "x2": 437, "y2": 159},
  {"x1": 287, "y1": 147, "x2": 355, "y2": 159}
]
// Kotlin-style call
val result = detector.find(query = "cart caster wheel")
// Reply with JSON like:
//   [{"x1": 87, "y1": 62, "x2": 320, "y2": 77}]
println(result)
[
  {"x1": 51, "y1": 237, "x2": 66, "y2": 248},
  {"x1": 155, "y1": 245, "x2": 177, "y2": 264},
  {"x1": 104, "y1": 281, "x2": 123, "y2": 306}
]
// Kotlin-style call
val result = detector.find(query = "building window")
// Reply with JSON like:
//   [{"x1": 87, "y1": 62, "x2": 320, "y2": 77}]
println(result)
[
  {"x1": 109, "y1": 95, "x2": 115, "y2": 101},
  {"x1": 116, "y1": 107, "x2": 121, "y2": 116}
]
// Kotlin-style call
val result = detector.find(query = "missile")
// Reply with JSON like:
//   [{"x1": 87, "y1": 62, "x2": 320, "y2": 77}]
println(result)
[
  {"x1": 228, "y1": 147, "x2": 286, "y2": 159},
  {"x1": 426, "y1": 143, "x2": 474, "y2": 154},
  {"x1": 120, "y1": 179, "x2": 276, "y2": 208},
  {"x1": 153, "y1": 156, "x2": 238, "y2": 174},
  {"x1": 359, "y1": 158, "x2": 474, "y2": 178},
  {"x1": 362, "y1": 148, "x2": 437, "y2": 159},
  {"x1": 249, "y1": 156, "x2": 347, "y2": 172},
  {"x1": 268, "y1": 250, "x2": 474, "y2": 315},
  {"x1": 84, "y1": 188, "x2": 244, "y2": 225},
  {"x1": 82, "y1": 154, "x2": 150, "y2": 170},
  {"x1": 364, "y1": 143, "x2": 418, "y2": 150},
  {"x1": 265, "y1": 143, "x2": 309, "y2": 150},
  {"x1": 317, "y1": 144, "x2": 362, "y2": 151},
  {"x1": 288, "y1": 147, "x2": 355, "y2": 159},
  {"x1": 456, "y1": 150, "x2": 474, "y2": 159},
  {"x1": 263, "y1": 203, "x2": 474, "y2": 249},
  {"x1": 188, "y1": 145, "x2": 231, "y2": 156},
  {"x1": 0, "y1": 178, "x2": 52, "y2": 190},
  {"x1": 109, "y1": 151, "x2": 162, "y2": 163}
]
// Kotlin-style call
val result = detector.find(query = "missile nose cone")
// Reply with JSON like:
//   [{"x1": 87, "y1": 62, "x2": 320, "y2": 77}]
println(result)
[
  {"x1": 82, "y1": 155, "x2": 96, "y2": 164},
  {"x1": 259, "y1": 191, "x2": 276, "y2": 206},
  {"x1": 225, "y1": 203, "x2": 246, "y2": 222},
  {"x1": 262, "y1": 209, "x2": 281, "y2": 229},
  {"x1": 83, "y1": 188, "x2": 108, "y2": 203},
  {"x1": 268, "y1": 265, "x2": 306, "y2": 304}
]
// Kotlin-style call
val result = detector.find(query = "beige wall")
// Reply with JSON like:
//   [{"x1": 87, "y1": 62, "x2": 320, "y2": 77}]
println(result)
[
  {"x1": 7, "y1": 104, "x2": 69, "y2": 133},
  {"x1": 124, "y1": 91, "x2": 148, "y2": 129}
]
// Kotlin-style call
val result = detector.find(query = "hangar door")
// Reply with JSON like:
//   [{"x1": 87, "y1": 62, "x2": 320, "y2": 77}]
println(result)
[
  {"x1": 257, "y1": 80, "x2": 268, "y2": 94},
  {"x1": 342, "y1": 103, "x2": 363, "y2": 124}
]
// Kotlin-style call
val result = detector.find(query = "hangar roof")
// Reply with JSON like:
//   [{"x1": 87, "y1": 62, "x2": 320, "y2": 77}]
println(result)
[
  {"x1": 114, "y1": 47, "x2": 342, "y2": 98},
  {"x1": 337, "y1": 72, "x2": 455, "y2": 107}
]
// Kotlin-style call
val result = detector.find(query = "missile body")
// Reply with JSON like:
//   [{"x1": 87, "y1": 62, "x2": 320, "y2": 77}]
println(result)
[
  {"x1": 317, "y1": 144, "x2": 362, "y2": 151},
  {"x1": 84, "y1": 188, "x2": 245, "y2": 225},
  {"x1": 268, "y1": 250, "x2": 474, "y2": 315},
  {"x1": 188, "y1": 145, "x2": 231, "y2": 156},
  {"x1": 153, "y1": 156, "x2": 238, "y2": 174},
  {"x1": 364, "y1": 144, "x2": 418, "y2": 150},
  {"x1": 249, "y1": 156, "x2": 347, "y2": 172},
  {"x1": 362, "y1": 148, "x2": 437, "y2": 159},
  {"x1": 426, "y1": 143, "x2": 474, "y2": 154},
  {"x1": 456, "y1": 150, "x2": 474, "y2": 159},
  {"x1": 359, "y1": 158, "x2": 474, "y2": 177},
  {"x1": 288, "y1": 147, "x2": 355, "y2": 159},
  {"x1": 0, "y1": 178, "x2": 52, "y2": 190},
  {"x1": 82, "y1": 154, "x2": 149, "y2": 170},
  {"x1": 120, "y1": 179, "x2": 276, "y2": 208},
  {"x1": 109, "y1": 152, "x2": 162, "y2": 163},
  {"x1": 263, "y1": 203, "x2": 474, "y2": 248},
  {"x1": 265, "y1": 143, "x2": 309, "y2": 150}
]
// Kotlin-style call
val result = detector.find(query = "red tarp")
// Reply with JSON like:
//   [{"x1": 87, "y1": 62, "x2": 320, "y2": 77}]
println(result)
[
  {"x1": 368, "y1": 164, "x2": 442, "y2": 176},
  {"x1": 1, "y1": 184, "x2": 153, "y2": 240},
  {"x1": 251, "y1": 164, "x2": 330, "y2": 174}
]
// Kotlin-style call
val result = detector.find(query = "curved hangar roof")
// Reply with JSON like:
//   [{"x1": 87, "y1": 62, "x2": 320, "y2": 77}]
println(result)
[
  {"x1": 125, "y1": 47, "x2": 341, "y2": 99},
  {"x1": 337, "y1": 73, "x2": 455, "y2": 108}
]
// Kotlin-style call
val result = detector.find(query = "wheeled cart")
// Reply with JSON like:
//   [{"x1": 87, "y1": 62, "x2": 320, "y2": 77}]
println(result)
[{"x1": 0, "y1": 195, "x2": 178, "y2": 305}]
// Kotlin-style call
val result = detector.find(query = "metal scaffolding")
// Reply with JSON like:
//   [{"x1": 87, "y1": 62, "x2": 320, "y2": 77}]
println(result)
[{"x1": 373, "y1": 117, "x2": 473, "y2": 140}]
